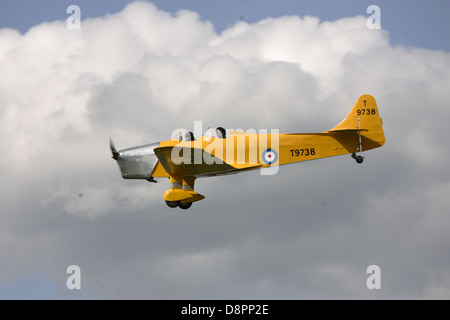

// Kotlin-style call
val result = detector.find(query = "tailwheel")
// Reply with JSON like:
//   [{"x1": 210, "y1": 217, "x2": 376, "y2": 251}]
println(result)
[
  {"x1": 165, "y1": 200, "x2": 180, "y2": 208},
  {"x1": 178, "y1": 202, "x2": 192, "y2": 210},
  {"x1": 351, "y1": 153, "x2": 364, "y2": 164}
]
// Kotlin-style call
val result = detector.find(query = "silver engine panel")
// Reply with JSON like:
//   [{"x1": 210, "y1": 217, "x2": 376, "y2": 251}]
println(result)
[{"x1": 116, "y1": 142, "x2": 160, "y2": 179}]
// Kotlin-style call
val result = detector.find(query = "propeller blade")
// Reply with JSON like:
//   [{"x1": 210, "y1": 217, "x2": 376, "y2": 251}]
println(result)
[{"x1": 110, "y1": 138, "x2": 120, "y2": 160}]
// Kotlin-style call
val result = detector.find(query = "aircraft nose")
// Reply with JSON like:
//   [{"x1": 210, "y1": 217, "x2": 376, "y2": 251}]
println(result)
[{"x1": 110, "y1": 141, "x2": 161, "y2": 180}]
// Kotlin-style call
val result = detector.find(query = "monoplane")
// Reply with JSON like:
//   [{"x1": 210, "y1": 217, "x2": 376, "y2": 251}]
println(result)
[{"x1": 110, "y1": 95, "x2": 385, "y2": 209}]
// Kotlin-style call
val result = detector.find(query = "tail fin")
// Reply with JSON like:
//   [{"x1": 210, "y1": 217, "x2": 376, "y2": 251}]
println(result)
[{"x1": 328, "y1": 95, "x2": 385, "y2": 152}]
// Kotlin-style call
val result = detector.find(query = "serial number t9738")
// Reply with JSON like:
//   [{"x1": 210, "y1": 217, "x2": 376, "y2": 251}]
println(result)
[{"x1": 290, "y1": 148, "x2": 316, "y2": 157}]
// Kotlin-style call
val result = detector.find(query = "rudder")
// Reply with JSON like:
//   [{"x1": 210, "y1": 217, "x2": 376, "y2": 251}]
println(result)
[{"x1": 329, "y1": 95, "x2": 385, "y2": 152}]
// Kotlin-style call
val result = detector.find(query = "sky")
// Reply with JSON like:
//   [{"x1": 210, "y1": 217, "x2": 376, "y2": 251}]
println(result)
[
  {"x1": 1, "y1": 0, "x2": 450, "y2": 300},
  {"x1": 2, "y1": 0, "x2": 450, "y2": 51}
]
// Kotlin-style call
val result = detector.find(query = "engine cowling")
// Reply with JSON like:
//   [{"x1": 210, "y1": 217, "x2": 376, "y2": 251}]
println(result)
[{"x1": 112, "y1": 141, "x2": 160, "y2": 180}]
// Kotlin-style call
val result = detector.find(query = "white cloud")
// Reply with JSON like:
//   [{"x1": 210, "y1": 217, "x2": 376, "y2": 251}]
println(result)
[{"x1": 1, "y1": 1, "x2": 450, "y2": 299}]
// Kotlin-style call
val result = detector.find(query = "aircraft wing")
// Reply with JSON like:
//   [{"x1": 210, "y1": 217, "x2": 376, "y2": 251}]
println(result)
[{"x1": 153, "y1": 146, "x2": 262, "y2": 178}]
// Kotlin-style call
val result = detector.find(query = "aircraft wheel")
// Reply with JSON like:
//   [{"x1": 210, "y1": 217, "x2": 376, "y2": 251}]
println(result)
[
  {"x1": 351, "y1": 153, "x2": 364, "y2": 164},
  {"x1": 166, "y1": 200, "x2": 180, "y2": 208},
  {"x1": 178, "y1": 202, "x2": 192, "y2": 210}
]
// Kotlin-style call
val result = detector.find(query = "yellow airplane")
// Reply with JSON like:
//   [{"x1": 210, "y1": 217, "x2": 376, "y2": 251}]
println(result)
[{"x1": 110, "y1": 94, "x2": 385, "y2": 209}]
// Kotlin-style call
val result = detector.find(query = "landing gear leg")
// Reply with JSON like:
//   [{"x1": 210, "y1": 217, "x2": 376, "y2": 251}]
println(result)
[
  {"x1": 351, "y1": 153, "x2": 364, "y2": 164},
  {"x1": 164, "y1": 176, "x2": 203, "y2": 210}
]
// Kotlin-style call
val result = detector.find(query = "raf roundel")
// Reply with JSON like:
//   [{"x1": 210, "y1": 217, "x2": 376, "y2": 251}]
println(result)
[{"x1": 262, "y1": 148, "x2": 278, "y2": 165}]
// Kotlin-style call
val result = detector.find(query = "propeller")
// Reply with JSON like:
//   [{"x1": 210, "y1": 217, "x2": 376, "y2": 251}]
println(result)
[{"x1": 110, "y1": 138, "x2": 120, "y2": 160}]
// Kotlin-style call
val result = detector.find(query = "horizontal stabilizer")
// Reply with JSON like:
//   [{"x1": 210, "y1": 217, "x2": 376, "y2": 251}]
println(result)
[{"x1": 327, "y1": 128, "x2": 368, "y2": 133}]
